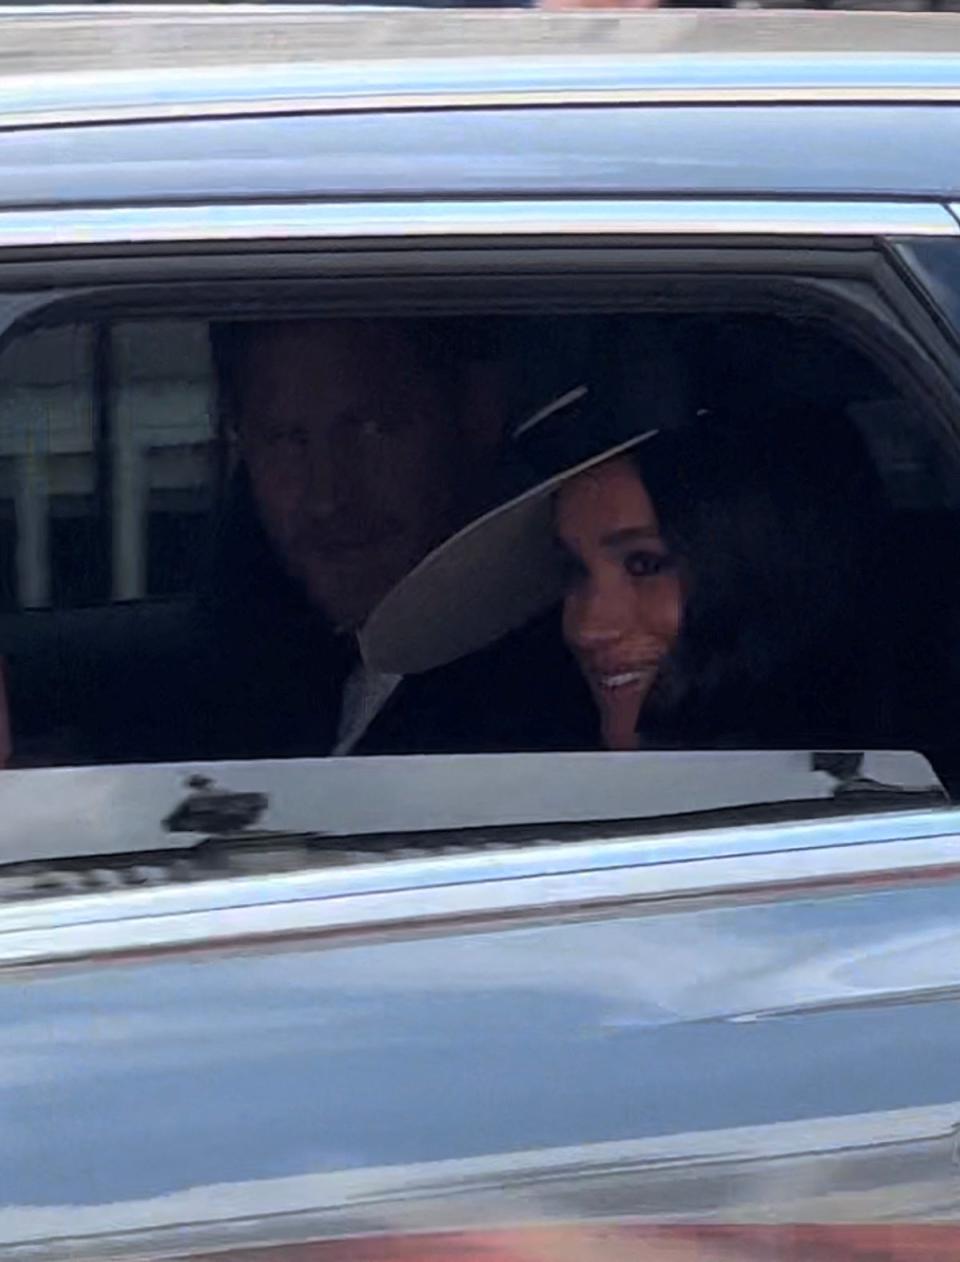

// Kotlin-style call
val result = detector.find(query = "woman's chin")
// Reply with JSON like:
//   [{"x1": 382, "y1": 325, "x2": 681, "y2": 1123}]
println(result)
[{"x1": 598, "y1": 687, "x2": 648, "y2": 751}]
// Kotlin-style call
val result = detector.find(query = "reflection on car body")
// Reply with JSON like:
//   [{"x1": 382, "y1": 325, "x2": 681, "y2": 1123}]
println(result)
[
  {"x1": 162, "y1": 773, "x2": 269, "y2": 835},
  {"x1": 0, "y1": 749, "x2": 944, "y2": 908}
]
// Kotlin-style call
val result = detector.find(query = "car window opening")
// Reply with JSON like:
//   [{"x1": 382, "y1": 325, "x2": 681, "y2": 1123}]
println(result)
[{"x1": 0, "y1": 309, "x2": 957, "y2": 801}]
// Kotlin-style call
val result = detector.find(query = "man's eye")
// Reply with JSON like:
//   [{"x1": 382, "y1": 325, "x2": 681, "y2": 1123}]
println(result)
[
  {"x1": 357, "y1": 417, "x2": 388, "y2": 440},
  {"x1": 341, "y1": 410, "x2": 391, "y2": 440},
  {"x1": 267, "y1": 427, "x2": 306, "y2": 448},
  {"x1": 624, "y1": 550, "x2": 672, "y2": 579}
]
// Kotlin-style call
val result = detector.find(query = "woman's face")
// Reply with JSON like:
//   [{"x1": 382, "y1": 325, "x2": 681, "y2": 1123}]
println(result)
[{"x1": 555, "y1": 455, "x2": 682, "y2": 750}]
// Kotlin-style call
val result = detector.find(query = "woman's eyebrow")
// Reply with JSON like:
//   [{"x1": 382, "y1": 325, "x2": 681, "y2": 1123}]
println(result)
[{"x1": 600, "y1": 526, "x2": 661, "y2": 548}]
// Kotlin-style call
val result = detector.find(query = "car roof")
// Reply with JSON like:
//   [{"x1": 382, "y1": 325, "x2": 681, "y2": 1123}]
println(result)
[
  {"x1": 4, "y1": 7, "x2": 960, "y2": 121},
  {"x1": 2, "y1": 8, "x2": 960, "y2": 210}
]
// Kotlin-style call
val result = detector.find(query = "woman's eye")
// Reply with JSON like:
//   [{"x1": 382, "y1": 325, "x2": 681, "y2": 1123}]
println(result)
[{"x1": 624, "y1": 550, "x2": 672, "y2": 579}]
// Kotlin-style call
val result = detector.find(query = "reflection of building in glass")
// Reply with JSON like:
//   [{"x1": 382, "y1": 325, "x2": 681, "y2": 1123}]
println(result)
[
  {"x1": 112, "y1": 322, "x2": 214, "y2": 602},
  {"x1": 0, "y1": 321, "x2": 213, "y2": 611}
]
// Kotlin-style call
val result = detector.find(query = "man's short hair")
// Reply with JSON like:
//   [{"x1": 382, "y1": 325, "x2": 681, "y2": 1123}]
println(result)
[{"x1": 209, "y1": 316, "x2": 511, "y2": 434}]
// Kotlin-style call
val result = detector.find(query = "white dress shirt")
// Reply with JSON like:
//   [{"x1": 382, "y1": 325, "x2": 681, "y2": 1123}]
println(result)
[{"x1": 331, "y1": 659, "x2": 403, "y2": 756}]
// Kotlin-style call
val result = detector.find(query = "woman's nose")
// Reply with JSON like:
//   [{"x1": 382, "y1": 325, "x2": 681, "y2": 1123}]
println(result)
[{"x1": 566, "y1": 579, "x2": 629, "y2": 649}]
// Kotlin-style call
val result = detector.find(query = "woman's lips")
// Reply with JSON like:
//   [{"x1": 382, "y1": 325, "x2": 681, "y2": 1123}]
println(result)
[
  {"x1": 589, "y1": 662, "x2": 661, "y2": 692},
  {"x1": 598, "y1": 670, "x2": 648, "y2": 691}
]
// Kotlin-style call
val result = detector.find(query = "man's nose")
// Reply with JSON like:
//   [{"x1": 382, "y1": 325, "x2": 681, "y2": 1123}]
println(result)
[{"x1": 300, "y1": 433, "x2": 352, "y2": 515}]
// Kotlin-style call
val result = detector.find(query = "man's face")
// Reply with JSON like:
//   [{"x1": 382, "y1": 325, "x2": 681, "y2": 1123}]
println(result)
[{"x1": 237, "y1": 321, "x2": 464, "y2": 631}]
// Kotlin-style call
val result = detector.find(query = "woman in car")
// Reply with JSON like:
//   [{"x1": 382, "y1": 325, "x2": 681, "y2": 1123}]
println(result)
[{"x1": 362, "y1": 365, "x2": 903, "y2": 753}]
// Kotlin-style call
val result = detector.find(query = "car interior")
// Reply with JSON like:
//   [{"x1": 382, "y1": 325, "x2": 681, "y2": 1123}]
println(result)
[{"x1": 0, "y1": 304, "x2": 958, "y2": 787}]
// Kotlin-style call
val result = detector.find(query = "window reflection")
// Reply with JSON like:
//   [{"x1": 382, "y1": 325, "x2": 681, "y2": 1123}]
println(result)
[
  {"x1": 111, "y1": 320, "x2": 214, "y2": 601},
  {"x1": 0, "y1": 319, "x2": 215, "y2": 613},
  {"x1": 0, "y1": 324, "x2": 97, "y2": 611}
]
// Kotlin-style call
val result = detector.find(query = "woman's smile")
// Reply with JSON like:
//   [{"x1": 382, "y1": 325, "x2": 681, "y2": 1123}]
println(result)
[
  {"x1": 555, "y1": 455, "x2": 682, "y2": 750},
  {"x1": 593, "y1": 664, "x2": 660, "y2": 691}
]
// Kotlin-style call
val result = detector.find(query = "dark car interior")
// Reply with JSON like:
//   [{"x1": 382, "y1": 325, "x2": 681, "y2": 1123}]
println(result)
[{"x1": 0, "y1": 306, "x2": 958, "y2": 787}]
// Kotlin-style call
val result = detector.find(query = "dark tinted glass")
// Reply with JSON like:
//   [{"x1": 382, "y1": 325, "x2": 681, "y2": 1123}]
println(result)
[
  {"x1": 0, "y1": 320, "x2": 212, "y2": 614},
  {"x1": 0, "y1": 308, "x2": 955, "y2": 781},
  {"x1": 894, "y1": 237, "x2": 960, "y2": 346}
]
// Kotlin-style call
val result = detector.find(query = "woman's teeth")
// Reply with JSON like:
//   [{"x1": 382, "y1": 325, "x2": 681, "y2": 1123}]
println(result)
[{"x1": 599, "y1": 671, "x2": 647, "y2": 691}]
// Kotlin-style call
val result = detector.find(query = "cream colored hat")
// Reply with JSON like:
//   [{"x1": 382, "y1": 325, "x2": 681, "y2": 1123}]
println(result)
[{"x1": 361, "y1": 331, "x2": 692, "y2": 675}]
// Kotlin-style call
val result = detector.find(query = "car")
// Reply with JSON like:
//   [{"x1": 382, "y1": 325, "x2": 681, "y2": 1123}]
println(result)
[{"x1": 4, "y1": 6, "x2": 960, "y2": 1259}]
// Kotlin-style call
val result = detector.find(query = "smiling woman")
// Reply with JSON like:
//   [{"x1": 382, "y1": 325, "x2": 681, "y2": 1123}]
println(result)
[
  {"x1": 556, "y1": 454, "x2": 682, "y2": 750},
  {"x1": 602, "y1": 401, "x2": 892, "y2": 752},
  {"x1": 363, "y1": 352, "x2": 897, "y2": 754}
]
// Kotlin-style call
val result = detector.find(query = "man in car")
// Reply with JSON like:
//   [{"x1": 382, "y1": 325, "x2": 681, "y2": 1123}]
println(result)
[
  {"x1": 177, "y1": 315, "x2": 514, "y2": 760},
  {"x1": 2, "y1": 314, "x2": 590, "y2": 767},
  {"x1": 190, "y1": 312, "x2": 599, "y2": 764},
  {"x1": 224, "y1": 318, "x2": 502, "y2": 638},
  {"x1": 69, "y1": 313, "x2": 617, "y2": 766}
]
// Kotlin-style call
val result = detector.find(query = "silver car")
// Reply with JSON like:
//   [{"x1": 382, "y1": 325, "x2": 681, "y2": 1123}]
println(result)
[{"x1": 3, "y1": 7, "x2": 960, "y2": 1260}]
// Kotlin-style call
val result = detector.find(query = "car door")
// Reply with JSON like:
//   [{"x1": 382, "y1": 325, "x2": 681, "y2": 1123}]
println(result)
[
  {"x1": 3, "y1": 91, "x2": 960, "y2": 1257},
  {"x1": 2, "y1": 751, "x2": 960, "y2": 1261}
]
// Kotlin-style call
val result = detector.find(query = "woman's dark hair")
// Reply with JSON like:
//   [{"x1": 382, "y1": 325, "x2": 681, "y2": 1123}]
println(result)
[{"x1": 631, "y1": 404, "x2": 897, "y2": 749}]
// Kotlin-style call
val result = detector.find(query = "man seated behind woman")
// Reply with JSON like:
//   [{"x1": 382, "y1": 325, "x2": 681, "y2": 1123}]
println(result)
[{"x1": 363, "y1": 324, "x2": 912, "y2": 754}]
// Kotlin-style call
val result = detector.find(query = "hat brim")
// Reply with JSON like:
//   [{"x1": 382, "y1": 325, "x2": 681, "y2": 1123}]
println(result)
[{"x1": 360, "y1": 428, "x2": 658, "y2": 675}]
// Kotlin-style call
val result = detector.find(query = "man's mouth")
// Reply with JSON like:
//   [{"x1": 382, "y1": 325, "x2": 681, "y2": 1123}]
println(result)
[{"x1": 297, "y1": 525, "x2": 392, "y2": 557}]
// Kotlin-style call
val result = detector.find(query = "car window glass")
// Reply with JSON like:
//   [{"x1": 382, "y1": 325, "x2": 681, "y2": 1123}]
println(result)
[
  {"x1": 0, "y1": 324, "x2": 97, "y2": 611},
  {"x1": 111, "y1": 320, "x2": 214, "y2": 601},
  {"x1": 0, "y1": 308, "x2": 955, "y2": 786}
]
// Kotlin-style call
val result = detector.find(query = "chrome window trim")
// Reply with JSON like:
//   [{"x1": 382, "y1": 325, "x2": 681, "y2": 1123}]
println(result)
[
  {"x1": 11, "y1": 86, "x2": 960, "y2": 131},
  {"x1": 2, "y1": 807, "x2": 959, "y2": 967},
  {"x1": 0, "y1": 198, "x2": 955, "y2": 251}
]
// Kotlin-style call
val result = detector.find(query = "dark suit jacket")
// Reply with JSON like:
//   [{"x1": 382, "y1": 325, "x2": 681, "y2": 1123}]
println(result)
[
  {"x1": 5, "y1": 598, "x2": 594, "y2": 766},
  {"x1": 358, "y1": 611, "x2": 597, "y2": 757}
]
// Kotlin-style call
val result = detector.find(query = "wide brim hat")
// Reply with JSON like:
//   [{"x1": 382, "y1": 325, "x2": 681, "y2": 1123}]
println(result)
[{"x1": 361, "y1": 323, "x2": 693, "y2": 675}]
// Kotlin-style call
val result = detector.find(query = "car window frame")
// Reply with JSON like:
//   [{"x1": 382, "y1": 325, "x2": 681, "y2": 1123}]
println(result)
[{"x1": 0, "y1": 203, "x2": 958, "y2": 896}]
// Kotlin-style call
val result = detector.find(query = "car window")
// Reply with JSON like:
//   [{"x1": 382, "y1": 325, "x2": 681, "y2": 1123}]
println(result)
[
  {"x1": 0, "y1": 307, "x2": 956, "y2": 786},
  {"x1": 2, "y1": 311, "x2": 954, "y2": 614},
  {"x1": 0, "y1": 324, "x2": 98, "y2": 611},
  {"x1": 0, "y1": 320, "x2": 213, "y2": 614},
  {"x1": 111, "y1": 321, "x2": 215, "y2": 602}
]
